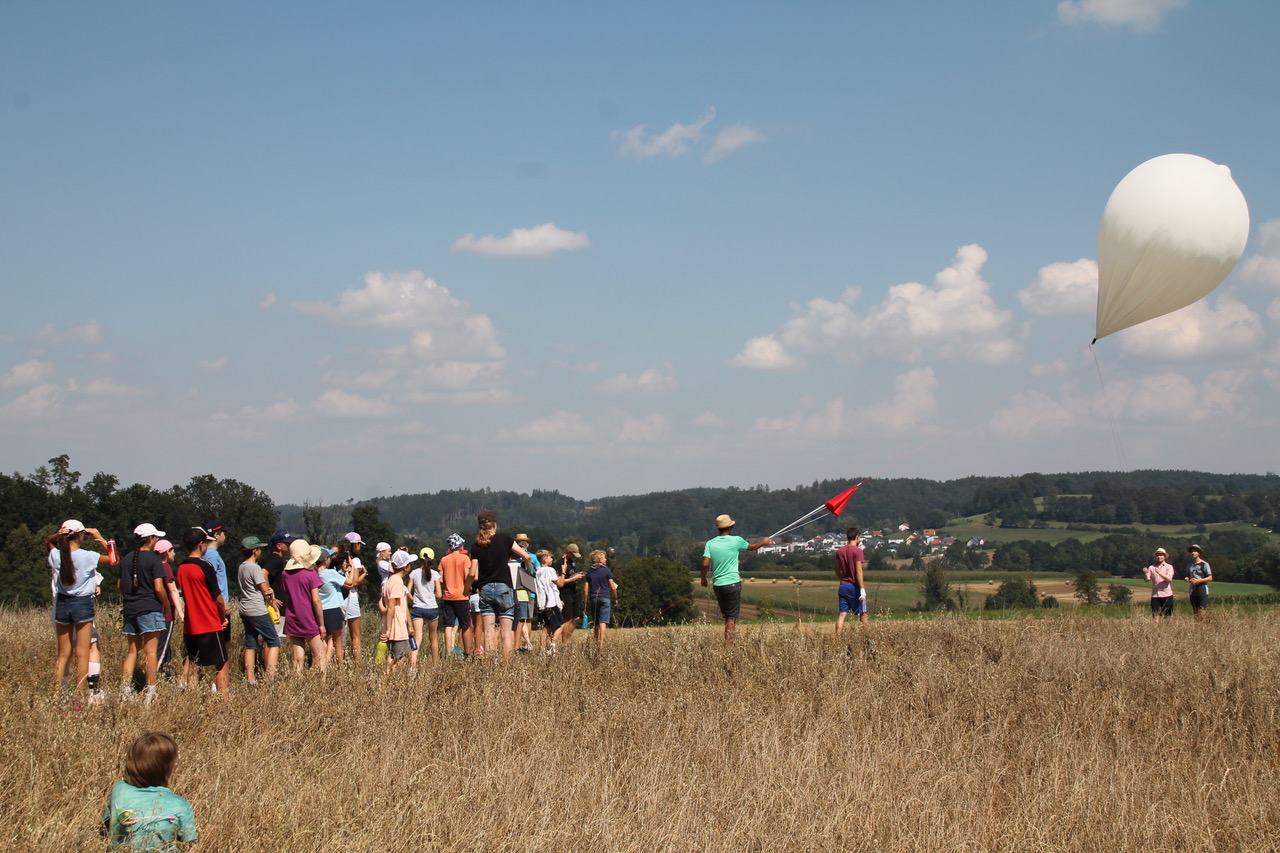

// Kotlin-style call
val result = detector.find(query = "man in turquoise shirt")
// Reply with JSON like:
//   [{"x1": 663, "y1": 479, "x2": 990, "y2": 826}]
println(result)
[{"x1": 701, "y1": 514, "x2": 771, "y2": 644}]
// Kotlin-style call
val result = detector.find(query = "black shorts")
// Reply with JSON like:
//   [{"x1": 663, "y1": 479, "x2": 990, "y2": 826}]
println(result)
[
  {"x1": 184, "y1": 630, "x2": 229, "y2": 667},
  {"x1": 1150, "y1": 596, "x2": 1173, "y2": 617},
  {"x1": 560, "y1": 596, "x2": 579, "y2": 622},
  {"x1": 1190, "y1": 589, "x2": 1209, "y2": 610},
  {"x1": 540, "y1": 607, "x2": 565, "y2": 631},
  {"x1": 323, "y1": 608, "x2": 345, "y2": 634},
  {"x1": 440, "y1": 599, "x2": 472, "y2": 630},
  {"x1": 714, "y1": 582, "x2": 742, "y2": 621}
]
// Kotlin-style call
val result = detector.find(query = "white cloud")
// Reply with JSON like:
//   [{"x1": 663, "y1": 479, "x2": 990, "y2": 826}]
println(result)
[
  {"x1": 863, "y1": 368, "x2": 939, "y2": 431},
  {"x1": 1057, "y1": 0, "x2": 1186, "y2": 32},
  {"x1": 597, "y1": 364, "x2": 677, "y2": 395},
  {"x1": 32, "y1": 320, "x2": 103, "y2": 346},
  {"x1": 1115, "y1": 294, "x2": 1263, "y2": 359},
  {"x1": 0, "y1": 360, "x2": 54, "y2": 389},
  {"x1": 295, "y1": 271, "x2": 495, "y2": 336},
  {"x1": 315, "y1": 389, "x2": 399, "y2": 418},
  {"x1": 80, "y1": 378, "x2": 141, "y2": 397},
  {"x1": 260, "y1": 292, "x2": 278, "y2": 310},
  {"x1": 501, "y1": 410, "x2": 596, "y2": 444},
  {"x1": 1017, "y1": 258, "x2": 1098, "y2": 316},
  {"x1": 1104, "y1": 370, "x2": 1249, "y2": 423},
  {"x1": 0, "y1": 382, "x2": 62, "y2": 421},
  {"x1": 451, "y1": 223, "x2": 591, "y2": 258},
  {"x1": 754, "y1": 398, "x2": 846, "y2": 439},
  {"x1": 1240, "y1": 219, "x2": 1280, "y2": 289},
  {"x1": 738, "y1": 244, "x2": 1020, "y2": 369},
  {"x1": 989, "y1": 390, "x2": 1078, "y2": 439},
  {"x1": 1031, "y1": 359, "x2": 1070, "y2": 377},
  {"x1": 704, "y1": 123, "x2": 767, "y2": 163},
  {"x1": 614, "y1": 109, "x2": 716, "y2": 159},
  {"x1": 730, "y1": 335, "x2": 805, "y2": 370},
  {"x1": 197, "y1": 357, "x2": 228, "y2": 371},
  {"x1": 615, "y1": 413, "x2": 671, "y2": 443},
  {"x1": 693, "y1": 411, "x2": 724, "y2": 428},
  {"x1": 295, "y1": 271, "x2": 507, "y2": 402},
  {"x1": 252, "y1": 399, "x2": 305, "y2": 422}
]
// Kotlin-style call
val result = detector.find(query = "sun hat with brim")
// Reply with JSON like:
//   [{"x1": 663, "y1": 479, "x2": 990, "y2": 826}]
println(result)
[
  {"x1": 241, "y1": 535, "x2": 270, "y2": 551},
  {"x1": 1153, "y1": 548, "x2": 1168, "y2": 556},
  {"x1": 1187, "y1": 544, "x2": 1203, "y2": 553},
  {"x1": 447, "y1": 533, "x2": 465, "y2": 551},
  {"x1": 286, "y1": 539, "x2": 322, "y2": 570},
  {"x1": 716, "y1": 514, "x2": 736, "y2": 530},
  {"x1": 134, "y1": 523, "x2": 165, "y2": 539}
]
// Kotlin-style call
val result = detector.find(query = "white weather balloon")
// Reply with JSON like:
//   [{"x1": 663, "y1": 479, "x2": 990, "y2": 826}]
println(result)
[{"x1": 1094, "y1": 153, "x2": 1250, "y2": 342}]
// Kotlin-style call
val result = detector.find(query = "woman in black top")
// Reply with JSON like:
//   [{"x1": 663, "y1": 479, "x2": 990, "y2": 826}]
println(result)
[{"x1": 469, "y1": 510, "x2": 531, "y2": 664}]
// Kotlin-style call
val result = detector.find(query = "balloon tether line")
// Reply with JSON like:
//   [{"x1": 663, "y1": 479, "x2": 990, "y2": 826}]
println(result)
[{"x1": 1089, "y1": 344, "x2": 1128, "y2": 470}]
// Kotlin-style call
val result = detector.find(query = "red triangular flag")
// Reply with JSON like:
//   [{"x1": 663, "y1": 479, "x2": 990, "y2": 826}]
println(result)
[{"x1": 823, "y1": 484, "x2": 860, "y2": 516}]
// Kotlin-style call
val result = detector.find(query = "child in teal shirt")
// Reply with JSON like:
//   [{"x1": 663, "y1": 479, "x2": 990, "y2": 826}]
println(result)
[{"x1": 103, "y1": 731, "x2": 197, "y2": 851}]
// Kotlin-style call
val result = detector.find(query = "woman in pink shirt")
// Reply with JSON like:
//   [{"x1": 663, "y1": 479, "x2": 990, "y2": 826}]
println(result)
[{"x1": 1143, "y1": 547, "x2": 1175, "y2": 620}]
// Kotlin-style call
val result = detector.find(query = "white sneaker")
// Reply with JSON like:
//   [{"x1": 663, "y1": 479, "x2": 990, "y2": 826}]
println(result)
[
  {"x1": 120, "y1": 686, "x2": 136, "y2": 702},
  {"x1": 143, "y1": 687, "x2": 158, "y2": 706},
  {"x1": 88, "y1": 690, "x2": 105, "y2": 706}
]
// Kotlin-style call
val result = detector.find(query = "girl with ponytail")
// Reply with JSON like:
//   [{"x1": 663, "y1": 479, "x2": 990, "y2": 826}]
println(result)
[{"x1": 48, "y1": 520, "x2": 111, "y2": 696}]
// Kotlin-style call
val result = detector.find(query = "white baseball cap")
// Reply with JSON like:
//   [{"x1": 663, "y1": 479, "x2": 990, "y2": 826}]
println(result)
[{"x1": 134, "y1": 522, "x2": 166, "y2": 539}]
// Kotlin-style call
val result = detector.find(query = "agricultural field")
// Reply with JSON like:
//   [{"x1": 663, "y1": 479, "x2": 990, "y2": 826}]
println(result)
[
  {"x1": 5, "y1": 604, "x2": 1278, "y2": 852},
  {"x1": 943, "y1": 515, "x2": 1280, "y2": 547},
  {"x1": 718, "y1": 571, "x2": 1275, "y2": 620}
]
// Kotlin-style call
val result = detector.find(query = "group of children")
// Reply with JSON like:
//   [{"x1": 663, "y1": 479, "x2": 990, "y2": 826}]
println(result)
[{"x1": 49, "y1": 513, "x2": 623, "y2": 705}]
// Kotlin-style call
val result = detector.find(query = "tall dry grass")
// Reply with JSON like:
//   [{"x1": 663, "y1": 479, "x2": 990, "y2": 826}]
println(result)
[{"x1": 1, "y1": 606, "x2": 1277, "y2": 852}]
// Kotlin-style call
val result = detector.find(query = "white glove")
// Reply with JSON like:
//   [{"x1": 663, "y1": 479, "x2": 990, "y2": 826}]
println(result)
[{"x1": 858, "y1": 588, "x2": 866, "y2": 601}]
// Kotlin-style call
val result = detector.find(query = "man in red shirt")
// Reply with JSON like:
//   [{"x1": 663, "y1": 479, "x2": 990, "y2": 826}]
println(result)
[
  {"x1": 835, "y1": 527, "x2": 867, "y2": 632},
  {"x1": 175, "y1": 526, "x2": 231, "y2": 696}
]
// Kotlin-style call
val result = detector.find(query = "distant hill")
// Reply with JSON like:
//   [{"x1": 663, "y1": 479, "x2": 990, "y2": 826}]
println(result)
[{"x1": 276, "y1": 470, "x2": 1280, "y2": 544}]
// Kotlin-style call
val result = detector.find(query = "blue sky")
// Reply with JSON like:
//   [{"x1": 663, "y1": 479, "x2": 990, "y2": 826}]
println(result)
[{"x1": 3, "y1": 0, "x2": 1280, "y2": 505}]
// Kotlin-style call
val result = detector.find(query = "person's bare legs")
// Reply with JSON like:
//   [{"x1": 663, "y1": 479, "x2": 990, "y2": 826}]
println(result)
[
  {"x1": 427, "y1": 619, "x2": 439, "y2": 663},
  {"x1": 835, "y1": 612, "x2": 848, "y2": 634},
  {"x1": 121, "y1": 633, "x2": 141, "y2": 689},
  {"x1": 347, "y1": 616, "x2": 362, "y2": 660},
  {"x1": 141, "y1": 632, "x2": 160, "y2": 688},
  {"x1": 723, "y1": 617, "x2": 736, "y2": 645},
  {"x1": 498, "y1": 617, "x2": 514, "y2": 664}
]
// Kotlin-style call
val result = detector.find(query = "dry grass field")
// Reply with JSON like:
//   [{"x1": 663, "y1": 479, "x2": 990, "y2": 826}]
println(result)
[{"x1": 3, "y1": 605, "x2": 1278, "y2": 852}]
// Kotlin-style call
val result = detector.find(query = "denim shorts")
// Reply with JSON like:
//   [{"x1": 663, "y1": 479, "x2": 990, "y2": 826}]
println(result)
[
  {"x1": 54, "y1": 594, "x2": 95, "y2": 626},
  {"x1": 240, "y1": 613, "x2": 282, "y2": 650},
  {"x1": 122, "y1": 610, "x2": 166, "y2": 635},
  {"x1": 478, "y1": 583, "x2": 515, "y2": 621},
  {"x1": 411, "y1": 606, "x2": 439, "y2": 622},
  {"x1": 590, "y1": 596, "x2": 612, "y2": 625},
  {"x1": 514, "y1": 600, "x2": 530, "y2": 621}
]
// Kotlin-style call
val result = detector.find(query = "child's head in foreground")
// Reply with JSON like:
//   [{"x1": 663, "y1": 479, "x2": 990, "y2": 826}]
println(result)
[
  {"x1": 590, "y1": 550, "x2": 607, "y2": 565},
  {"x1": 124, "y1": 732, "x2": 179, "y2": 789}
]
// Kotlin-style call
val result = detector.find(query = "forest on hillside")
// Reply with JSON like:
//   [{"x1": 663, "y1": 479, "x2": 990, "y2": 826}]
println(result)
[
  {"x1": 5, "y1": 455, "x2": 1280, "y2": 608},
  {"x1": 278, "y1": 469, "x2": 1280, "y2": 544}
]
